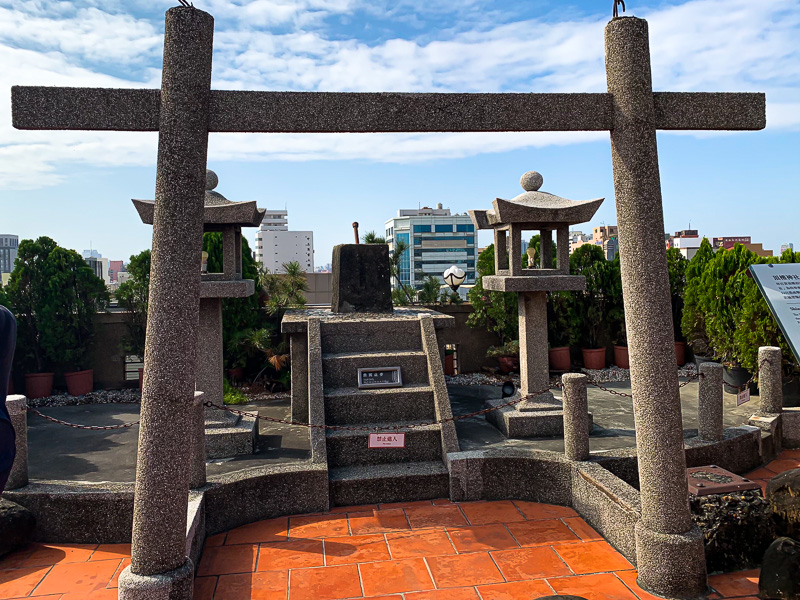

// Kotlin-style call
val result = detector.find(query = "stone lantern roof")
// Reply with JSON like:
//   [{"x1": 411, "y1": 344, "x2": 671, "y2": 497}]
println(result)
[
  {"x1": 469, "y1": 171, "x2": 603, "y2": 231},
  {"x1": 132, "y1": 169, "x2": 265, "y2": 229}
]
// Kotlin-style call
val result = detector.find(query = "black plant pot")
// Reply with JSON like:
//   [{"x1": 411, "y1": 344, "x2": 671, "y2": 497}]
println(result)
[
  {"x1": 694, "y1": 354, "x2": 717, "y2": 369},
  {"x1": 723, "y1": 366, "x2": 754, "y2": 395},
  {"x1": 783, "y1": 376, "x2": 800, "y2": 408}
]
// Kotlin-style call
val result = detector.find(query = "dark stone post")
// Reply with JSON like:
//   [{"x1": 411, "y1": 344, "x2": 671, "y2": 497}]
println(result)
[
  {"x1": 758, "y1": 346, "x2": 783, "y2": 415},
  {"x1": 698, "y1": 362, "x2": 724, "y2": 442},
  {"x1": 6, "y1": 395, "x2": 28, "y2": 490},
  {"x1": 119, "y1": 7, "x2": 214, "y2": 599},
  {"x1": 605, "y1": 16, "x2": 706, "y2": 598},
  {"x1": 562, "y1": 374, "x2": 590, "y2": 460}
]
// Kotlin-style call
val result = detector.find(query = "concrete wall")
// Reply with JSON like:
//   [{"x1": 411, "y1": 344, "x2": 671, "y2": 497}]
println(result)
[
  {"x1": 423, "y1": 304, "x2": 501, "y2": 373},
  {"x1": 304, "y1": 272, "x2": 333, "y2": 305}
]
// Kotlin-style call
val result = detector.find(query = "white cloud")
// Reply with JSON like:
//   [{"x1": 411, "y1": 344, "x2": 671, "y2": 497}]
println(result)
[{"x1": 0, "y1": 0, "x2": 798, "y2": 190}]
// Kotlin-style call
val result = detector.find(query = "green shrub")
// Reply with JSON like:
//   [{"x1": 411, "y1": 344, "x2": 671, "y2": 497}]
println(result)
[
  {"x1": 223, "y1": 379, "x2": 248, "y2": 405},
  {"x1": 8, "y1": 237, "x2": 109, "y2": 373},
  {"x1": 116, "y1": 250, "x2": 150, "y2": 358},
  {"x1": 667, "y1": 247, "x2": 688, "y2": 342},
  {"x1": 568, "y1": 245, "x2": 615, "y2": 349},
  {"x1": 467, "y1": 244, "x2": 519, "y2": 344},
  {"x1": 681, "y1": 238, "x2": 715, "y2": 355},
  {"x1": 486, "y1": 340, "x2": 519, "y2": 358}
]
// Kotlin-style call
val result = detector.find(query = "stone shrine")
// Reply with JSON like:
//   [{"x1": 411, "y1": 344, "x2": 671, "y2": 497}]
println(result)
[
  {"x1": 470, "y1": 170, "x2": 601, "y2": 437},
  {"x1": 133, "y1": 169, "x2": 264, "y2": 458}
]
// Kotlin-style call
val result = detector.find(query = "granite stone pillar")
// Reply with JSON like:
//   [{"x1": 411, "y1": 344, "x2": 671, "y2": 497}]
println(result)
[
  {"x1": 539, "y1": 230, "x2": 552, "y2": 269},
  {"x1": 562, "y1": 374, "x2": 589, "y2": 461},
  {"x1": 198, "y1": 297, "x2": 224, "y2": 409},
  {"x1": 495, "y1": 229, "x2": 508, "y2": 272},
  {"x1": 605, "y1": 16, "x2": 706, "y2": 598},
  {"x1": 556, "y1": 227, "x2": 569, "y2": 273},
  {"x1": 509, "y1": 224, "x2": 522, "y2": 276},
  {"x1": 517, "y1": 292, "x2": 555, "y2": 408},
  {"x1": 758, "y1": 346, "x2": 783, "y2": 415},
  {"x1": 698, "y1": 363, "x2": 724, "y2": 442},
  {"x1": 120, "y1": 7, "x2": 214, "y2": 599},
  {"x1": 290, "y1": 333, "x2": 309, "y2": 423},
  {"x1": 6, "y1": 395, "x2": 27, "y2": 490},
  {"x1": 189, "y1": 391, "x2": 206, "y2": 489}
]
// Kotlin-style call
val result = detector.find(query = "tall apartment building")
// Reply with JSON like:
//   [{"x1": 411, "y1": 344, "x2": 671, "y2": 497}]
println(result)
[
  {"x1": 0, "y1": 234, "x2": 19, "y2": 277},
  {"x1": 780, "y1": 243, "x2": 794, "y2": 255},
  {"x1": 385, "y1": 204, "x2": 476, "y2": 289},
  {"x1": 668, "y1": 229, "x2": 701, "y2": 260},
  {"x1": 570, "y1": 225, "x2": 618, "y2": 260},
  {"x1": 109, "y1": 260, "x2": 124, "y2": 283},
  {"x1": 254, "y1": 209, "x2": 314, "y2": 273}
]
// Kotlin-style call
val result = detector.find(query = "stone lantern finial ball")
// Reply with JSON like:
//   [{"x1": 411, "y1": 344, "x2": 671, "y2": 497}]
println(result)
[
  {"x1": 520, "y1": 171, "x2": 543, "y2": 192},
  {"x1": 205, "y1": 169, "x2": 219, "y2": 191}
]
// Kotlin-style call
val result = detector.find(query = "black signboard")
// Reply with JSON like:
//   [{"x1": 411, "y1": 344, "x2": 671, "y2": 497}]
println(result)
[{"x1": 357, "y1": 366, "x2": 403, "y2": 389}]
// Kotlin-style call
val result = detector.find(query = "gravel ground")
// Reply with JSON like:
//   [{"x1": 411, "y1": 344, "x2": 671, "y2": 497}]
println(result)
[
  {"x1": 446, "y1": 362, "x2": 698, "y2": 387},
  {"x1": 26, "y1": 389, "x2": 142, "y2": 408}
]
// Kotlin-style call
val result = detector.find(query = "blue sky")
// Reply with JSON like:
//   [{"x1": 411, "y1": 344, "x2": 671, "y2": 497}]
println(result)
[{"x1": 1, "y1": 0, "x2": 798, "y2": 267}]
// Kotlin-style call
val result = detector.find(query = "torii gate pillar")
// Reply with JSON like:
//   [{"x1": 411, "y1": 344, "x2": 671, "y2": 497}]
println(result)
[{"x1": 606, "y1": 17, "x2": 706, "y2": 598}]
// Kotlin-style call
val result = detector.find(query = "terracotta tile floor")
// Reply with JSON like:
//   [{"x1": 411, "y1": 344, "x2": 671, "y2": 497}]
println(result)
[{"x1": 1, "y1": 449, "x2": 797, "y2": 599}]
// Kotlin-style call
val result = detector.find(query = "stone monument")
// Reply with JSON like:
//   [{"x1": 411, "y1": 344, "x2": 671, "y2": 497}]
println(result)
[
  {"x1": 133, "y1": 169, "x2": 264, "y2": 459},
  {"x1": 469, "y1": 170, "x2": 600, "y2": 437}
]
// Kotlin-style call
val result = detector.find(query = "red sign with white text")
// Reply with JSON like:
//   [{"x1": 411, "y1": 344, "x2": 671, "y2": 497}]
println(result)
[{"x1": 369, "y1": 433, "x2": 406, "y2": 448}]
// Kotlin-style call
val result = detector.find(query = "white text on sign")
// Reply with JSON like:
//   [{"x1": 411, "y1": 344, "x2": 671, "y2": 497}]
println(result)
[{"x1": 368, "y1": 433, "x2": 406, "y2": 448}]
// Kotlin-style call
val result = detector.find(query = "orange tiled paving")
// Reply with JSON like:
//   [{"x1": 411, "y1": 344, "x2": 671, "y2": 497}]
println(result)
[{"x1": 1, "y1": 449, "x2": 797, "y2": 600}]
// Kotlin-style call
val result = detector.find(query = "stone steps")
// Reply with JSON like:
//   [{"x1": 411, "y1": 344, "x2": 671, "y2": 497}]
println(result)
[
  {"x1": 324, "y1": 384, "x2": 436, "y2": 425},
  {"x1": 326, "y1": 422, "x2": 443, "y2": 468},
  {"x1": 321, "y1": 350, "x2": 429, "y2": 389},
  {"x1": 329, "y1": 461, "x2": 450, "y2": 506},
  {"x1": 321, "y1": 320, "x2": 423, "y2": 353}
]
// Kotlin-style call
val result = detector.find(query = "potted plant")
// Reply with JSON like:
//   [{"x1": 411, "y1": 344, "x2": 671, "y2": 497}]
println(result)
[
  {"x1": 43, "y1": 246, "x2": 109, "y2": 396},
  {"x1": 245, "y1": 327, "x2": 290, "y2": 391},
  {"x1": 7, "y1": 237, "x2": 58, "y2": 398},
  {"x1": 667, "y1": 248, "x2": 688, "y2": 366},
  {"x1": 569, "y1": 245, "x2": 612, "y2": 371},
  {"x1": 487, "y1": 340, "x2": 520, "y2": 374},
  {"x1": 698, "y1": 244, "x2": 759, "y2": 392},
  {"x1": 547, "y1": 291, "x2": 572, "y2": 371},
  {"x1": 116, "y1": 250, "x2": 150, "y2": 389},
  {"x1": 681, "y1": 239, "x2": 716, "y2": 367}
]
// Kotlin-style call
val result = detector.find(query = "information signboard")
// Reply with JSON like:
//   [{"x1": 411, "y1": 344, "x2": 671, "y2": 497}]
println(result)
[
  {"x1": 358, "y1": 367, "x2": 402, "y2": 389},
  {"x1": 749, "y1": 263, "x2": 800, "y2": 365}
]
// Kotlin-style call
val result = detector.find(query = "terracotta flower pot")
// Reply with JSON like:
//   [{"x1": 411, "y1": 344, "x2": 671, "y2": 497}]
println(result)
[
  {"x1": 227, "y1": 367, "x2": 244, "y2": 382},
  {"x1": 65, "y1": 369, "x2": 94, "y2": 396},
  {"x1": 582, "y1": 348, "x2": 606, "y2": 370},
  {"x1": 675, "y1": 341, "x2": 687, "y2": 366},
  {"x1": 444, "y1": 354, "x2": 455, "y2": 376},
  {"x1": 548, "y1": 347, "x2": 571, "y2": 371},
  {"x1": 25, "y1": 372, "x2": 54, "y2": 400},
  {"x1": 497, "y1": 356, "x2": 519, "y2": 374},
  {"x1": 613, "y1": 345, "x2": 630, "y2": 369}
]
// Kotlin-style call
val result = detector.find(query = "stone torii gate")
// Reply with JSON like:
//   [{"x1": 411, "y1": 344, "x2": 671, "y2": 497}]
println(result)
[{"x1": 11, "y1": 7, "x2": 765, "y2": 600}]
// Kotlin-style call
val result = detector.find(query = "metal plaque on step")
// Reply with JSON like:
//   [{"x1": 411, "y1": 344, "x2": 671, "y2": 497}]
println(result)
[{"x1": 358, "y1": 366, "x2": 402, "y2": 389}]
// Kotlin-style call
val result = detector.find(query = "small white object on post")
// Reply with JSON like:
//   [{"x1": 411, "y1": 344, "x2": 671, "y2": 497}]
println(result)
[{"x1": 443, "y1": 265, "x2": 466, "y2": 292}]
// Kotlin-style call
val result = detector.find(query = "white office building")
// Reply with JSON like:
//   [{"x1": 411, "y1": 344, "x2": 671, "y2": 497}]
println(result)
[
  {"x1": 385, "y1": 204, "x2": 477, "y2": 290},
  {"x1": 254, "y1": 209, "x2": 314, "y2": 273},
  {"x1": 0, "y1": 234, "x2": 19, "y2": 276}
]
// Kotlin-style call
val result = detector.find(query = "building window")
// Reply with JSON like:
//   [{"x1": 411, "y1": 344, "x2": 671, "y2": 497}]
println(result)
[
  {"x1": 413, "y1": 225, "x2": 432, "y2": 233},
  {"x1": 457, "y1": 224, "x2": 475, "y2": 232},
  {"x1": 435, "y1": 224, "x2": 453, "y2": 233}
]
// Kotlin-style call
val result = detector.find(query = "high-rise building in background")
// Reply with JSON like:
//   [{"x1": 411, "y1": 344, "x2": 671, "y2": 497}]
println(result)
[
  {"x1": 0, "y1": 234, "x2": 19, "y2": 278},
  {"x1": 85, "y1": 255, "x2": 111, "y2": 285},
  {"x1": 385, "y1": 204, "x2": 476, "y2": 290},
  {"x1": 781, "y1": 243, "x2": 794, "y2": 254},
  {"x1": 109, "y1": 260, "x2": 124, "y2": 283},
  {"x1": 668, "y1": 229, "x2": 701, "y2": 260},
  {"x1": 254, "y1": 209, "x2": 314, "y2": 273}
]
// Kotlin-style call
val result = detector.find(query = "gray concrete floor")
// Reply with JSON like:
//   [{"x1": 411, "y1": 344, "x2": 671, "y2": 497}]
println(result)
[{"x1": 26, "y1": 380, "x2": 760, "y2": 483}]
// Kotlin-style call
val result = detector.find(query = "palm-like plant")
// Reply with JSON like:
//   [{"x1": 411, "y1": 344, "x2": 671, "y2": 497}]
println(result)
[
  {"x1": 418, "y1": 274, "x2": 442, "y2": 304},
  {"x1": 259, "y1": 260, "x2": 309, "y2": 315},
  {"x1": 362, "y1": 231, "x2": 386, "y2": 244}
]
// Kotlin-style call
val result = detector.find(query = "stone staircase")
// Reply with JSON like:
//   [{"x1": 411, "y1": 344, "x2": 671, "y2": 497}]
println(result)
[{"x1": 318, "y1": 317, "x2": 457, "y2": 506}]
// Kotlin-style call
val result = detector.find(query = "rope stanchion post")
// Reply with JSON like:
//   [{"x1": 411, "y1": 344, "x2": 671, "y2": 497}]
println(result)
[
  {"x1": 758, "y1": 347, "x2": 783, "y2": 415},
  {"x1": 562, "y1": 374, "x2": 590, "y2": 461},
  {"x1": 698, "y1": 363, "x2": 723, "y2": 442},
  {"x1": 6, "y1": 395, "x2": 28, "y2": 490},
  {"x1": 189, "y1": 391, "x2": 206, "y2": 489}
]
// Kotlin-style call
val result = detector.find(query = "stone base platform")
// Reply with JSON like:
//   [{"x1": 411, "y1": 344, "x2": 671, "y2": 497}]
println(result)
[
  {"x1": 205, "y1": 408, "x2": 258, "y2": 459},
  {"x1": 484, "y1": 395, "x2": 593, "y2": 438}
]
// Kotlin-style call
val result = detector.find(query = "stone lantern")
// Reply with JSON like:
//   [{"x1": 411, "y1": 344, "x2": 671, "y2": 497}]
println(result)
[
  {"x1": 469, "y1": 170, "x2": 603, "y2": 437},
  {"x1": 133, "y1": 169, "x2": 265, "y2": 457}
]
